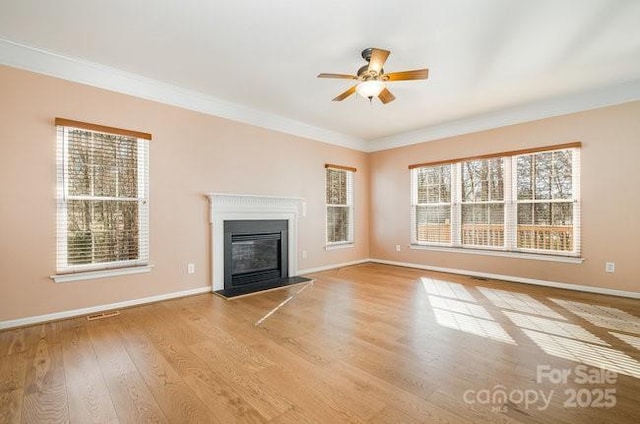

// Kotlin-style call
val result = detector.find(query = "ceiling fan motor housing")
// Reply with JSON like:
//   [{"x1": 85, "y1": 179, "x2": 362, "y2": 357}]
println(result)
[
  {"x1": 357, "y1": 64, "x2": 384, "y2": 80},
  {"x1": 358, "y1": 48, "x2": 385, "y2": 80},
  {"x1": 361, "y1": 47, "x2": 374, "y2": 62}
]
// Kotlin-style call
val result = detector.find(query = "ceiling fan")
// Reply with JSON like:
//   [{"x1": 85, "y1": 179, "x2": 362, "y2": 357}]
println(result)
[{"x1": 317, "y1": 47, "x2": 429, "y2": 104}]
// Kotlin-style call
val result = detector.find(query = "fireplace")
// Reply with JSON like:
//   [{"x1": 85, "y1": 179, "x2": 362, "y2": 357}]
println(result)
[
  {"x1": 224, "y1": 220, "x2": 288, "y2": 290},
  {"x1": 207, "y1": 193, "x2": 309, "y2": 295}
]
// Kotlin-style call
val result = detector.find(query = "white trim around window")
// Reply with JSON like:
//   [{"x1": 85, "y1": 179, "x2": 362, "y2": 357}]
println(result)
[
  {"x1": 53, "y1": 119, "x2": 150, "y2": 280},
  {"x1": 325, "y1": 165, "x2": 355, "y2": 247}
]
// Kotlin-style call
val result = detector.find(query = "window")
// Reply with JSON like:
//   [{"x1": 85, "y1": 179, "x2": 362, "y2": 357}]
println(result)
[
  {"x1": 325, "y1": 164, "x2": 355, "y2": 246},
  {"x1": 413, "y1": 164, "x2": 451, "y2": 244},
  {"x1": 461, "y1": 158, "x2": 504, "y2": 247},
  {"x1": 55, "y1": 118, "x2": 150, "y2": 275},
  {"x1": 411, "y1": 143, "x2": 580, "y2": 257}
]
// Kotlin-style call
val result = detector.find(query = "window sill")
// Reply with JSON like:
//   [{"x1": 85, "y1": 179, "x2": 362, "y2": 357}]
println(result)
[
  {"x1": 51, "y1": 265, "x2": 153, "y2": 283},
  {"x1": 325, "y1": 242, "x2": 355, "y2": 251},
  {"x1": 409, "y1": 244, "x2": 584, "y2": 264}
]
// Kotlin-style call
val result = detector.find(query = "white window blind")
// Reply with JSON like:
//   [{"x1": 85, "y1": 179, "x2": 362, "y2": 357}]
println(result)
[
  {"x1": 326, "y1": 164, "x2": 355, "y2": 245},
  {"x1": 410, "y1": 143, "x2": 580, "y2": 257},
  {"x1": 56, "y1": 118, "x2": 150, "y2": 274},
  {"x1": 512, "y1": 148, "x2": 580, "y2": 255},
  {"x1": 461, "y1": 158, "x2": 505, "y2": 248},
  {"x1": 411, "y1": 164, "x2": 452, "y2": 244}
]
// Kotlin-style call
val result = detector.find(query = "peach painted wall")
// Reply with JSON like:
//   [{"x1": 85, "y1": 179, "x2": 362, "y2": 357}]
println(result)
[
  {"x1": 370, "y1": 101, "x2": 640, "y2": 293},
  {"x1": 1, "y1": 63, "x2": 639, "y2": 323},
  {"x1": 0, "y1": 66, "x2": 369, "y2": 321}
]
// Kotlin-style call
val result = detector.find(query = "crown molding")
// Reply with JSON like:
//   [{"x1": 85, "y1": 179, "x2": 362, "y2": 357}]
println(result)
[
  {"x1": 365, "y1": 79, "x2": 640, "y2": 152},
  {"x1": 0, "y1": 38, "x2": 366, "y2": 151},
  {"x1": 2, "y1": 37, "x2": 639, "y2": 154}
]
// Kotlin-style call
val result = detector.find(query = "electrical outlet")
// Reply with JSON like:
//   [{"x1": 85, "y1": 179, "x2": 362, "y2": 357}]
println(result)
[
  {"x1": 187, "y1": 263, "x2": 195, "y2": 274},
  {"x1": 302, "y1": 250, "x2": 308, "y2": 259},
  {"x1": 395, "y1": 244, "x2": 401, "y2": 252},
  {"x1": 605, "y1": 262, "x2": 615, "y2": 273}
]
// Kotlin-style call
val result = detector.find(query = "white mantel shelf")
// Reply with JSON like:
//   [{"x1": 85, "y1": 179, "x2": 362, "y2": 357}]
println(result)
[
  {"x1": 206, "y1": 193, "x2": 306, "y2": 291},
  {"x1": 206, "y1": 193, "x2": 306, "y2": 218}
]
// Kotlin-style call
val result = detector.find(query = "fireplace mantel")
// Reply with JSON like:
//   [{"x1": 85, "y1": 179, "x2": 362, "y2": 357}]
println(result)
[{"x1": 206, "y1": 193, "x2": 305, "y2": 291}]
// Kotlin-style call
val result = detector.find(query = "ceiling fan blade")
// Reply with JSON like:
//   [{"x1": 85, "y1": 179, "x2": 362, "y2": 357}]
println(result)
[
  {"x1": 385, "y1": 69, "x2": 429, "y2": 81},
  {"x1": 367, "y1": 48, "x2": 390, "y2": 74},
  {"x1": 378, "y1": 88, "x2": 396, "y2": 104},
  {"x1": 332, "y1": 85, "x2": 357, "y2": 101},
  {"x1": 317, "y1": 73, "x2": 357, "y2": 80}
]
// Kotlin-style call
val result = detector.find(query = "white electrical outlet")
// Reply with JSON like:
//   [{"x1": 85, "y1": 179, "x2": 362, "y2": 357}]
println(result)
[
  {"x1": 187, "y1": 263, "x2": 195, "y2": 274},
  {"x1": 605, "y1": 262, "x2": 615, "y2": 273},
  {"x1": 302, "y1": 250, "x2": 308, "y2": 259},
  {"x1": 395, "y1": 244, "x2": 401, "y2": 252}
]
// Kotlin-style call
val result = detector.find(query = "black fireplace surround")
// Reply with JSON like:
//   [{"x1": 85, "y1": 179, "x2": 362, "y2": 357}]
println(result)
[{"x1": 223, "y1": 219, "x2": 289, "y2": 291}]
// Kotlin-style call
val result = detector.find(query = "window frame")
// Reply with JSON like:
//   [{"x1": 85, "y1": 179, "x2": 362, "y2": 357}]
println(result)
[
  {"x1": 52, "y1": 119, "x2": 151, "y2": 281},
  {"x1": 459, "y1": 157, "x2": 506, "y2": 249},
  {"x1": 325, "y1": 164, "x2": 355, "y2": 248},
  {"x1": 511, "y1": 149, "x2": 580, "y2": 256},
  {"x1": 410, "y1": 143, "x2": 581, "y2": 259},
  {"x1": 411, "y1": 163, "x2": 454, "y2": 246}
]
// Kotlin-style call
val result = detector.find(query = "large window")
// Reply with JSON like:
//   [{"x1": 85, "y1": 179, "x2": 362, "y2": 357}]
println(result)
[
  {"x1": 55, "y1": 118, "x2": 150, "y2": 274},
  {"x1": 411, "y1": 143, "x2": 580, "y2": 257},
  {"x1": 325, "y1": 164, "x2": 355, "y2": 246}
]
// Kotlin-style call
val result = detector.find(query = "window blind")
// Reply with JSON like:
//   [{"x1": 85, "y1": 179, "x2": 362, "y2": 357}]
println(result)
[
  {"x1": 412, "y1": 164, "x2": 452, "y2": 244},
  {"x1": 511, "y1": 148, "x2": 580, "y2": 255},
  {"x1": 326, "y1": 165, "x2": 355, "y2": 244},
  {"x1": 56, "y1": 120, "x2": 150, "y2": 273},
  {"x1": 461, "y1": 158, "x2": 505, "y2": 248}
]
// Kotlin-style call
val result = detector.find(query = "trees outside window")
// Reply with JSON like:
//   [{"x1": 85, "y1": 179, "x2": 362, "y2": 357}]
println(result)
[
  {"x1": 326, "y1": 166, "x2": 354, "y2": 245},
  {"x1": 56, "y1": 122, "x2": 149, "y2": 273}
]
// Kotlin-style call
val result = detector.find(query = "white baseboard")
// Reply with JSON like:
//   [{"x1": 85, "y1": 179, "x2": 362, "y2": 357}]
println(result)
[
  {"x1": 5, "y1": 258, "x2": 637, "y2": 330},
  {"x1": 370, "y1": 258, "x2": 640, "y2": 299},
  {"x1": 0, "y1": 286, "x2": 211, "y2": 330},
  {"x1": 1, "y1": 257, "x2": 371, "y2": 330},
  {"x1": 297, "y1": 258, "x2": 371, "y2": 275}
]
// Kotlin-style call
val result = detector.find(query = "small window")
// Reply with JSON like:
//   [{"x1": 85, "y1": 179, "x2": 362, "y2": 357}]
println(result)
[
  {"x1": 55, "y1": 119, "x2": 150, "y2": 274},
  {"x1": 325, "y1": 164, "x2": 355, "y2": 246}
]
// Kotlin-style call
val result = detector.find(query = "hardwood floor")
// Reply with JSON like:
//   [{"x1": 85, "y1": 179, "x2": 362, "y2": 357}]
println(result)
[{"x1": 2, "y1": 263, "x2": 640, "y2": 423}]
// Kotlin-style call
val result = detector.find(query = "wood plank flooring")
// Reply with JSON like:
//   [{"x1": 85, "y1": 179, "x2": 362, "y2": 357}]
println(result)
[{"x1": 2, "y1": 263, "x2": 640, "y2": 423}]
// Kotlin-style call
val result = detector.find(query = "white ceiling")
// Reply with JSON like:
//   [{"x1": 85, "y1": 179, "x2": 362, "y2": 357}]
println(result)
[{"x1": 1, "y1": 0, "x2": 640, "y2": 151}]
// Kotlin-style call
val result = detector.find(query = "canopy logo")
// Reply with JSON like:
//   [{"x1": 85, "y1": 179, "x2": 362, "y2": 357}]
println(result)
[
  {"x1": 463, "y1": 385, "x2": 553, "y2": 411},
  {"x1": 463, "y1": 365, "x2": 618, "y2": 412}
]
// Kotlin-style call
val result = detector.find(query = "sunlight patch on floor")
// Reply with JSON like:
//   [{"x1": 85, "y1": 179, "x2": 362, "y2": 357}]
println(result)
[
  {"x1": 420, "y1": 277, "x2": 640, "y2": 378},
  {"x1": 522, "y1": 329, "x2": 640, "y2": 379},
  {"x1": 428, "y1": 296, "x2": 493, "y2": 321},
  {"x1": 422, "y1": 278, "x2": 516, "y2": 345},
  {"x1": 609, "y1": 332, "x2": 640, "y2": 351},
  {"x1": 503, "y1": 311, "x2": 609, "y2": 346},
  {"x1": 550, "y1": 299, "x2": 640, "y2": 335},
  {"x1": 432, "y1": 308, "x2": 517, "y2": 345},
  {"x1": 421, "y1": 278, "x2": 476, "y2": 302},
  {"x1": 479, "y1": 287, "x2": 565, "y2": 320}
]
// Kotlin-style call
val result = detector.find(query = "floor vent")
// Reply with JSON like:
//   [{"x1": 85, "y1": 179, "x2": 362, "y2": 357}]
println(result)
[
  {"x1": 469, "y1": 276, "x2": 489, "y2": 281},
  {"x1": 86, "y1": 310, "x2": 120, "y2": 321}
]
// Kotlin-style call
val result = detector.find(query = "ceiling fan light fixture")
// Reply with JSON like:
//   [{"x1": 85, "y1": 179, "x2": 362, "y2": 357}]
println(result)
[{"x1": 356, "y1": 80, "x2": 385, "y2": 99}]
